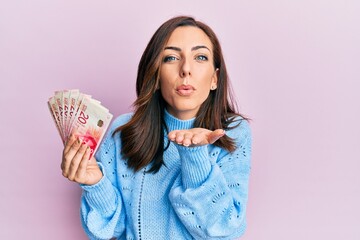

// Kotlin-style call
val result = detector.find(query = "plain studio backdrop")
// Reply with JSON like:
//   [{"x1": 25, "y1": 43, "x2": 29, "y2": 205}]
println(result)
[{"x1": 0, "y1": 0, "x2": 359, "y2": 239}]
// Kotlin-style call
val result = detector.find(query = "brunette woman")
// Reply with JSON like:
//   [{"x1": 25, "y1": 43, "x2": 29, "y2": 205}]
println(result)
[{"x1": 61, "y1": 16, "x2": 252, "y2": 240}]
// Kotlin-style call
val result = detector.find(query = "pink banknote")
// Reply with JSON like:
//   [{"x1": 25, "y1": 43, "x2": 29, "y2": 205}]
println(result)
[{"x1": 48, "y1": 90, "x2": 113, "y2": 158}]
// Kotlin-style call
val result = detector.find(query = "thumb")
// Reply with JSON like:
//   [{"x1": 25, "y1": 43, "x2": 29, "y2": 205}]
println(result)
[{"x1": 208, "y1": 129, "x2": 226, "y2": 144}]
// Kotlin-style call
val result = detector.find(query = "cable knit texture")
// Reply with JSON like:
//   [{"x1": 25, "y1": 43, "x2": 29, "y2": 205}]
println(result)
[{"x1": 80, "y1": 110, "x2": 252, "y2": 240}]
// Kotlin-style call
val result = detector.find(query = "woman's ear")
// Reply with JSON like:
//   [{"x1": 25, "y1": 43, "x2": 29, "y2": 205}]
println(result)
[{"x1": 211, "y1": 68, "x2": 219, "y2": 90}]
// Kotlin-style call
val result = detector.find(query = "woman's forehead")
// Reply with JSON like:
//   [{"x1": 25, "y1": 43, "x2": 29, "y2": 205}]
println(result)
[{"x1": 165, "y1": 26, "x2": 213, "y2": 51}]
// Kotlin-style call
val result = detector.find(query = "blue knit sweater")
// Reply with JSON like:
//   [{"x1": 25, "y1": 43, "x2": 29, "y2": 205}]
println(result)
[{"x1": 80, "y1": 110, "x2": 252, "y2": 240}]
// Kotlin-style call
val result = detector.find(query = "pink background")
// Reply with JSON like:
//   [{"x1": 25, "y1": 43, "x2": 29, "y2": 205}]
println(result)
[{"x1": 1, "y1": 0, "x2": 359, "y2": 239}]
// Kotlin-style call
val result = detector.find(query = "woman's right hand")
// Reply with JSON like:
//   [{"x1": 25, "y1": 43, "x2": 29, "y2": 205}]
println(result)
[{"x1": 61, "y1": 134, "x2": 103, "y2": 185}]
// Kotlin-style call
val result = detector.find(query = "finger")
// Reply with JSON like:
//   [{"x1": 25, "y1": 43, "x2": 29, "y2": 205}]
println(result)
[
  {"x1": 63, "y1": 133, "x2": 77, "y2": 155},
  {"x1": 62, "y1": 137, "x2": 82, "y2": 173},
  {"x1": 175, "y1": 132, "x2": 185, "y2": 145},
  {"x1": 191, "y1": 133, "x2": 203, "y2": 145},
  {"x1": 67, "y1": 142, "x2": 88, "y2": 181},
  {"x1": 208, "y1": 129, "x2": 226, "y2": 144},
  {"x1": 74, "y1": 146, "x2": 91, "y2": 183},
  {"x1": 182, "y1": 132, "x2": 194, "y2": 147},
  {"x1": 168, "y1": 130, "x2": 179, "y2": 141}
]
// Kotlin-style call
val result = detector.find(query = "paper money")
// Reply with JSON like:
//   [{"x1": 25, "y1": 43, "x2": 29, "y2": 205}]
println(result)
[{"x1": 48, "y1": 90, "x2": 113, "y2": 158}]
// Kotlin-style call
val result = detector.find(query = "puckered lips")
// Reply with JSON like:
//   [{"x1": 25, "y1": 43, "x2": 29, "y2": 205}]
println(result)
[{"x1": 176, "y1": 84, "x2": 195, "y2": 96}]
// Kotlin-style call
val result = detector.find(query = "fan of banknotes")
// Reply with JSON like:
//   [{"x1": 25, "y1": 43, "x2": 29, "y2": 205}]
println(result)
[{"x1": 47, "y1": 89, "x2": 113, "y2": 157}]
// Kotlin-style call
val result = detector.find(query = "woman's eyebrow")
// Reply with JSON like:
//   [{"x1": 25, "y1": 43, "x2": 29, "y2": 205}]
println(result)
[
  {"x1": 164, "y1": 46, "x2": 181, "y2": 51},
  {"x1": 191, "y1": 45, "x2": 211, "y2": 52},
  {"x1": 164, "y1": 45, "x2": 211, "y2": 52}
]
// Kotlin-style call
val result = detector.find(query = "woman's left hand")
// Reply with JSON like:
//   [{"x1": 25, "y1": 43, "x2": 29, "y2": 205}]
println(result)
[{"x1": 168, "y1": 128, "x2": 225, "y2": 147}]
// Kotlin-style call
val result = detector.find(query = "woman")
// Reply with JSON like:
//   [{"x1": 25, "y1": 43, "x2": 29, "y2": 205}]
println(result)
[{"x1": 62, "y1": 16, "x2": 252, "y2": 240}]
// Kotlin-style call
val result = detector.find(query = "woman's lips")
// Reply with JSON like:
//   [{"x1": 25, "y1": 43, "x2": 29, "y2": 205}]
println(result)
[{"x1": 176, "y1": 85, "x2": 195, "y2": 96}]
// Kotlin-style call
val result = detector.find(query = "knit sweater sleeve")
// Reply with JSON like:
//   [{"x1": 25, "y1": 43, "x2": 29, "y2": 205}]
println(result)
[
  {"x1": 169, "y1": 119, "x2": 252, "y2": 239},
  {"x1": 79, "y1": 114, "x2": 132, "y2": 240}
]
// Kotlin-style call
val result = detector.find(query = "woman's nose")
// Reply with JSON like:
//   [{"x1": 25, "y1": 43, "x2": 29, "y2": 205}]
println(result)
[{"x1": 179, "y1": 58, "x2": 191, "y2": 78}]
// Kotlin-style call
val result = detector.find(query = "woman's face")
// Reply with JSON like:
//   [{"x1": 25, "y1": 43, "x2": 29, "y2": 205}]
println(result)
[{"x1": 159, "y1": 26, "x2": 218, "y2": 120}]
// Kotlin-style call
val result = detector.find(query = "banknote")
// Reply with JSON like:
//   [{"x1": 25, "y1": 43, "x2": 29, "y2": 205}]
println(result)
[
  {"x1": 48, "y1": 97, "x2": 65, "y2": 143},
  {"x1": 48, "y1": 90, "x2": 113, "y2": 158}
]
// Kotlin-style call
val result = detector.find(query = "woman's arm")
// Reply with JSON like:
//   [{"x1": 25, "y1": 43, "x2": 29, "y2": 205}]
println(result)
[
  {"x1": 64, "y1": 115, "x2": 130, "y2": 239},
  {"x1": 80, "y1": 163, "x2": 126, "y2": 240},
  {"x1": 169, "y1": 119, "x2": 252, "y2": 239}
]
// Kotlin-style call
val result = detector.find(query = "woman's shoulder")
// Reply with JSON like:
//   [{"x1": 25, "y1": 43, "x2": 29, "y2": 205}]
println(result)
[
  {"x1": 226, "y1": 115, "x2": 251, "y2": 140},
  {"x1": 109, "y1": 112, "x2": 134, "y2": 132}
]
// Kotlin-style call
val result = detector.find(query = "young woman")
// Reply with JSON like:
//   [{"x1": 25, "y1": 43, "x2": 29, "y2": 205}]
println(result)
[{"x1": 61, "y1": 16, "x2": 252, "y2": 240}]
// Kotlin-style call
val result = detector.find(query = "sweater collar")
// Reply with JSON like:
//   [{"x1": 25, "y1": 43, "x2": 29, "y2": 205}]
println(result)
[{"x1": 164, "y1": 109, "x2": 195, "y2": 132}]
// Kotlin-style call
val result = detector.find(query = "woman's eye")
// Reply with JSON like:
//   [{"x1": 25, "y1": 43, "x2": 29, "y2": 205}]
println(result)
[
  {"x1": 163, "y1": 56, "x2": 178, "y2": 62},
  {"x1": 196, "y1": 55, "x2": 208, "y2": 61}
]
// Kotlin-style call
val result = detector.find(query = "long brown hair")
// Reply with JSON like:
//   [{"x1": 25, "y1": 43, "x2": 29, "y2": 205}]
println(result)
[{"x1": 115, "y1": 16, "x2": 248, "y2": 173}]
